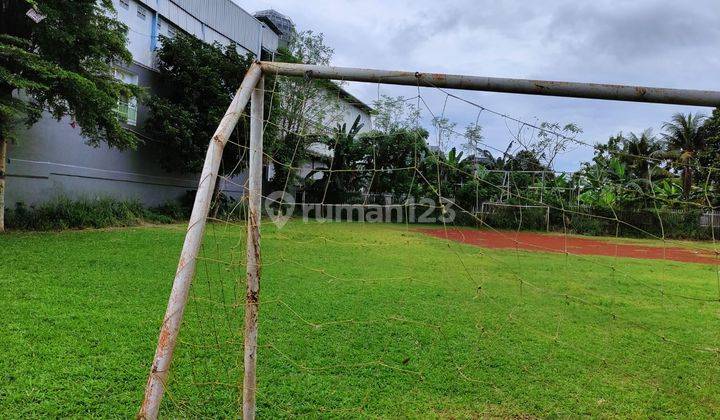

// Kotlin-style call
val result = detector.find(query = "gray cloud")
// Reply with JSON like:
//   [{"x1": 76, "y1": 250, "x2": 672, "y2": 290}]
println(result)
[
  {"x1": 549, "y1": 1, "x2": 720, "y2": 58},
  {"x1": 237, "y1": 0, "x2": 719, "y2": 170}
]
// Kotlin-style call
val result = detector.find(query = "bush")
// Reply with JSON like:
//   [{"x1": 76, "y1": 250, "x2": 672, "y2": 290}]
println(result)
[
  {"x1": 5, "y1": 197, "x2": 187, "y2": 231},
  {"x1": 562, "y1": 207, "x2": 717, "y2": 240},
  {"x1": 459, "y1": 202, "x2": 719, "y2": 240},
  {"x1": 481, "y1": 205, "x2": 549, "y2": 231},
  {"x1": 149, "y1": 200, "x2": 189, "y2": 221}
]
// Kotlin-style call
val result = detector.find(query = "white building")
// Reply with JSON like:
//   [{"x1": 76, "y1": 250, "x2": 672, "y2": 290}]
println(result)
[{"x1": 6, "y1": 0, "x2": 371, "y2": 207}]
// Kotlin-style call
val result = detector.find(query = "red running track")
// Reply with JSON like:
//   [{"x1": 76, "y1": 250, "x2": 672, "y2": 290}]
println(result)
[{"x1": 418, "y1": 228, "x2": 720, "y2": 266}]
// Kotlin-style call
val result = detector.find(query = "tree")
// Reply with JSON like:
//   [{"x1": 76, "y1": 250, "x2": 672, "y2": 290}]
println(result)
[
  {"x1": 462, "y1": 122, "x2": 484, "y2": 156},
  {"x1": 273, "y1": 30, "x2": 339, "y2": 137},
  {"x1": 360, "y1": 95, "x2": 428, "y2": 199},
  {"x1": 361, "y1": 128, "x2": 429, "y2": 199},
  {"x1": 144, "y1": 33, "x2": 261, "y2": 175},
  {"x1": 505, "y1": 149, "x2": 546, "y2": 172},
  {"x1": 578, "y1": 158, "x2": 643, "y2": 210},
  {"x1": 581, "y1": 132, "x2": 669, "y2": 210},
  {"x1": 470, "y1": 142, "x2": 514, "y2": 171},
  {"x1": 502, "y1": 149, "x2": 549, "y2": 198},
  {"x1": 0, "y1": 0, "x2": 138, "y2": 231},
  {"x1": 620, "y1": 129, "x2": 665, "y2": 182},
  {"x1": 514, "y1": 121, "x2": 582, "y2": 169},
  {"x1": 370, "y1": 94, "x2": 420, "y2": 134},
  {"x1": 655, "y1": 112, "x2": 706, "y2": 198},
  {"x1": 454, "y1": 167, "x2": 503, "y2": 212},
  {"x1": 268, "y1": 30, "x2": 344, "y2": 191},
  {"x1": 305, "y1": 116, "x2": 366, "y2": 203},
  {"x1": 431, "y1": 116, "x2": 456, "y2": 153},
  {"x1": 445, "y1": 147, "x2": 467, "y2": 169},
  {"x1": 697, "y1": 108, "x2": 720, "y2": 204},
  {"x1": 418, "y1": 146, "x2": 476, "y2": 201}
]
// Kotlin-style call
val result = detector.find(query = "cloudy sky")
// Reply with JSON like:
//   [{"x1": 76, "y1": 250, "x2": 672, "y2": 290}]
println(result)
[{"x1": 236, "y1": 0, "x2": 720, "y2": 171}]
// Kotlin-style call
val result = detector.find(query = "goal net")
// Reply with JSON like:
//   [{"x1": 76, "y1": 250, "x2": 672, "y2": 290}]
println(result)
[{"x1": 137, "y1": 62, "x2": 720, "y2": 418}]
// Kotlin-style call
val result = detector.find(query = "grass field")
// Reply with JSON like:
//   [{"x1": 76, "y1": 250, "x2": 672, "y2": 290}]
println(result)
[{"x1": 1, "y1": 221, "x2": 719, "y2": 417}]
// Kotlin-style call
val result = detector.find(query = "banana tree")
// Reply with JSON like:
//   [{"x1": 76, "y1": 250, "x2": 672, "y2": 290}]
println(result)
[
  {"x1": 304, "y1": 116, "x2": 366, "y2": 203},
  {"x1": 652, "y1": 178, "x2": 683, "y2": 202},
  {"x1": 579, "y1": 158, "x2": 642, "y2": 209}
]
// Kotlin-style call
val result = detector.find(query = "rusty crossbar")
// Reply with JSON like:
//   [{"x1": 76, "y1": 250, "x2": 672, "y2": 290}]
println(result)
[{"x1": 260, "y1": 61, "x2": 720, "y2": 107}]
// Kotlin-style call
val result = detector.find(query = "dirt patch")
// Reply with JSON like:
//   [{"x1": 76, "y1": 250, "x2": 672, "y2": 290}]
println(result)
[{"x1": 418, "y1": 228, "x2": 720, "y2": 266}]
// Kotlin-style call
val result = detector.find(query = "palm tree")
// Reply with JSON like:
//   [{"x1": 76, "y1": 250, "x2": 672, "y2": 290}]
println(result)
[
  {"x1": 655, "y1": 112, "x2": 706, "y2": 198},
  {"x1": 621, "y1": 129, "x2": 668, "y2": 184}
]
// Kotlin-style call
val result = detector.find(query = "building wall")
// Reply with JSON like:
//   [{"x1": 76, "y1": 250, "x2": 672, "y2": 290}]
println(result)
[
  {"x1": 6, "y1": 0, "x2": 371, "y2": 210},
  {"x1": 337, "y1": 95, "x2": 372, "y2": 130},
  {"x1": 6, "y1": 121, "x2": 199, "y2": 208},
  {"x1": 163, "y1": 0, "x2": 265, "y2": 55},
  {"x1": 115, "y1": 0, "x2": 156, "y2": 67},
  {"x1": 115, "y1": 0, "x2": 262, "y2": 68},
  {"x1": 274, "y1": 93, "x2": 373, "y2": 186},
  {"x1": 5, "y1": 63, "x2": 198, "y2": 208}
]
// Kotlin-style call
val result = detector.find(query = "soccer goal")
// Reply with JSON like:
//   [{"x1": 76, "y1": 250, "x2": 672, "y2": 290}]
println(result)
[{"x1": 136, "y1": 61, "x2": 720, "y2": 419}]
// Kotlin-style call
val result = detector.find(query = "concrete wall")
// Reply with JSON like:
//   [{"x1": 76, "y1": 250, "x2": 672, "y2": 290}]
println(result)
[{"x1": 5, "y1": 129, "x2": 198, "y2": 208}]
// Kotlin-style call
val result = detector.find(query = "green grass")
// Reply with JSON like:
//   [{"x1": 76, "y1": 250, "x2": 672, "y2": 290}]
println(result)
[
  {"x1": 590, "y1": 233, "x2": 720, "y2": 252},
  {"x1": 1, "y1": 221, "x2": 719, "y2": 417}
]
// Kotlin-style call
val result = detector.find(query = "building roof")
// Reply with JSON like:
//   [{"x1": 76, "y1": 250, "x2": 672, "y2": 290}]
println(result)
[
  {"x1": 253, "y1": 9, "x2": 295, "y2": 37},
  {"x1": 326, "y1": 82, "x2": 374, "y2": 114},
  {"x1": 138, "y1": 0, "x2": 279, "y2": 56},
  {"x1": 306, "y1": 142, "x2": 333, "y2": 158},
  {"x1": 254, "y1": 15, "x2": 283, "y2": 36}
]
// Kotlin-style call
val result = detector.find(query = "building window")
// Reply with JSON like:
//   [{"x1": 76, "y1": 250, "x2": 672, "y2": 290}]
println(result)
[
  {"x1": 168, "y1": 26, "x2": 177, "y2": 38},
  {"x1": 119, "y1": 0, "x2": 129, "y2": 9},
  {"x1": 137, "y1": 6, "x2": 147, "y2": 20},
  {"x1": 113, "y1": 69, "x2": 139, "y2": 126}
]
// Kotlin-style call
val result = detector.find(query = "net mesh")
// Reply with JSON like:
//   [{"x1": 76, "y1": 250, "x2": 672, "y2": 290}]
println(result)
[{"x1": 154, "y1": 70, "x2": 720, "y2": 417}]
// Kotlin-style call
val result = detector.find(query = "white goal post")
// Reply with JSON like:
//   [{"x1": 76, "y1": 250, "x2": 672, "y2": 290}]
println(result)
[{"x1": 137, "y1": 61, "x2": 720, "y2": 419}]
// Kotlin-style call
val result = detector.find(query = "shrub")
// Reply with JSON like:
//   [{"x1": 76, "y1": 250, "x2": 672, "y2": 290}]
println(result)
[
  {"x1": 5, "y1": 197, "x2": 186, "y2": 231},
  {"x1": 480, "y1": 205, "x2": 549, "y2": 231},
  {"x1": 149, "y1": 200, "x2": 189, "y2": 221}
]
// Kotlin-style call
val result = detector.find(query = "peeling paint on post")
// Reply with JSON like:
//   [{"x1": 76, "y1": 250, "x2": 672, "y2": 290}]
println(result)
[
  {"x1": 137, "y1": 63, "x2": 262, "y2": 420},
  {"x1": 243, "y1": 75, "x2": 264, "y2": 420}
]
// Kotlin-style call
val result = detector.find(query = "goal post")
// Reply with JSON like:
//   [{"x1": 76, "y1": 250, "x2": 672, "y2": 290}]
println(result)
[
  {"x1": 138, "y1": 60, "x2": 720, "y2": 419},
  {"x1": 242, "y1": 75, "x2": 264, "y2": 420},
  {"x1": 137, "y1": 63, "x2": 262, "y2": 420}
]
